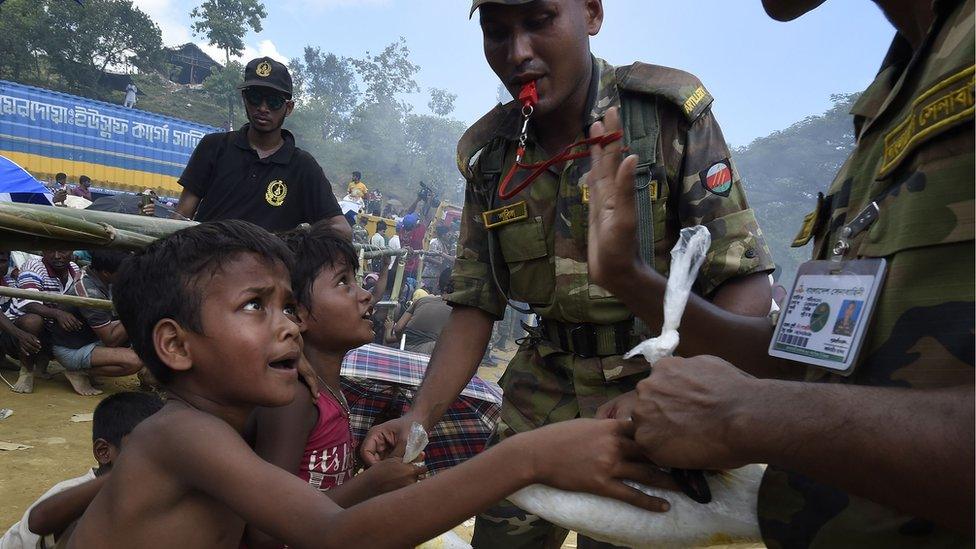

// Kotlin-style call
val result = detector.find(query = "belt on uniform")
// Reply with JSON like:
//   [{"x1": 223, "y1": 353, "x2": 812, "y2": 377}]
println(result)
[{"x1": 539, "y1": 319, "x2": 641, "y2": 358}]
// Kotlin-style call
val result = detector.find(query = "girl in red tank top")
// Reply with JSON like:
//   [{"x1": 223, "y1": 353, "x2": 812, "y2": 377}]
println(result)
[{"x1": 244, "y1": 227, "x2": 426, "y2": 548}]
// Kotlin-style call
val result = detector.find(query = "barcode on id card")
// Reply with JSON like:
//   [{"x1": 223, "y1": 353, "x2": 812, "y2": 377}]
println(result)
[{"x1": 777, "y1": 333, "x2": 809, "y2": 347}]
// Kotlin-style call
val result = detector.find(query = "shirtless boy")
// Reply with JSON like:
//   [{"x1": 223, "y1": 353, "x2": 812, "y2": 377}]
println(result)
[{"x1": 68, "y1": 219, "x2": 670, "y2": 549}]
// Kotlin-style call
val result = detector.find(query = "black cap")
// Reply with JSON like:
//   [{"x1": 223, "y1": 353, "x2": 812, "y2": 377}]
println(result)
[{"x1": 238, "y1": 57, "x2": 292, "y2": 97}]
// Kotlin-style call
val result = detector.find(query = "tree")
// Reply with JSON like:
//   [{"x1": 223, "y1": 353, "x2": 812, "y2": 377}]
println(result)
[
  {"x1": 289, "y1": 47, "x2": 358, "y2": 140},
  {"x1": 190, "y1": 0, "x2": 267, "y2": 126},
  {"x1": 427, "y1": 88, "x2": 457, "y2": 117},
  {"x1": 350, "y1": 37, "x2": 420, "y2": 113},
  {"x1": 0, "y1": 0, "x2": 46, "y2": 84},
  {"x1": 40, "y1": 0, "x2": 162, "y2": 95},
  {"x1": 202, "y1": 61, "x2": 246, "y2": 130}
]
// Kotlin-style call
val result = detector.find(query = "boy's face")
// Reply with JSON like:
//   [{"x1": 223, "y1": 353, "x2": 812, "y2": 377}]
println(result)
[
  {"x1": 303, "y1": 261, "x2": 375, "y2": 353},
  {"x1": 180, "y1": 253, "x2": 302, "y2": 407},
  {"x1": 480, "y1": 0, "x2": 602, "y2": 117}
]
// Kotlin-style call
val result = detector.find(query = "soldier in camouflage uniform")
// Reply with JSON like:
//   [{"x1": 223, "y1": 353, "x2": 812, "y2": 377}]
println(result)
[
  {"x1": 586, "y1": 0, "x2": 974, "y2": 546},
  {"x1": 361, "y1": 1, "x2": 775, "y2": 547}
]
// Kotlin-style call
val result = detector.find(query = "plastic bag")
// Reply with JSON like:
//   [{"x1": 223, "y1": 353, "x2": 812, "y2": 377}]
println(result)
[
  {"x1": 403, "y1": 422, "x2": 429, "y2": 463},
  {"x1": 624, "y1": 225, "x2": 710, "y2": 364},
  {"x1": 508, "y1": 226, "x2": 764, "y2": 547}
]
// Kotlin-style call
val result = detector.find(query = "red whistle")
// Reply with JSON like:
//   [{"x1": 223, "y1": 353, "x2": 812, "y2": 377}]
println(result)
[{"x1": 518, "y1": 81, "x2": 538, "y2": 109}]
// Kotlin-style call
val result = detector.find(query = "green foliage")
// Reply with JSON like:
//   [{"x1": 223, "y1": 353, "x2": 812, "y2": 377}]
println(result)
[
  {"x1": 427, "y1": 88, "x2": 457, "y2": 117},
  {"x1": 202, "y1": 61, "x2": 246, "y2": 129},
  {"x1": 190, "y1": 0, "x2": 266, "y2": 125},
  {"x1": 0, "y1": 0, "x2": 163, "y2": 97},
  {"x1": 286, "y1": 38, "x2": 464, "y2": 205},
  {"x1": 350, "y1": 37, "x2": 420, "y2": 112},
  {"x1": 289, "y1": 47, "x2": 358, "y2": 140},
  {"x1": 735, "y1": 93, "x2": 860, "y2": 283},
  {"x1": 190, "y1": 0, "x2": 266, "y2": 63}
]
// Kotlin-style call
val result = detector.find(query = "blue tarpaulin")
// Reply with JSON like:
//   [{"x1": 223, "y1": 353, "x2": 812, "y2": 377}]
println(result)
[{"x1": 0, "y1": 154, "x2": 52, "y2": 205}]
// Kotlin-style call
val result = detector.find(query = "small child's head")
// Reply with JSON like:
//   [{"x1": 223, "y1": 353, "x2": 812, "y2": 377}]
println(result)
[
  {"x1": 91, "y1": 392, "x2": 164, "y2": 474},
  {"x1": 282, "y1": 222, "x2": 374, "y2": 354},
  {"x1": 88, "y1": 248, "x2": 132, "y2": 284},
  {"x1": 114, "y1": 220, "x2": 301, "y2": 407}
]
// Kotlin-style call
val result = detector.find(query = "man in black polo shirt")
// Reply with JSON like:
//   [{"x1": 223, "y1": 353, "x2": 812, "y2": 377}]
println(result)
[{"x1": 175, "y1": 57, "x2": 350, "y2": 237}]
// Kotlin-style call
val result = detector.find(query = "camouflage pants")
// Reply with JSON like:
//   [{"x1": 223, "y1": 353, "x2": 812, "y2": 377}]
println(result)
[{"x1": 471, "y1": 335, "x2": 648, "y2": 549}]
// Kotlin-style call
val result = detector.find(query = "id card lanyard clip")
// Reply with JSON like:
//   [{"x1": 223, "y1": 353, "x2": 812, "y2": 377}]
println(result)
[{"x1": 831, "y1": 201, "x2": 880, "y2": 262}]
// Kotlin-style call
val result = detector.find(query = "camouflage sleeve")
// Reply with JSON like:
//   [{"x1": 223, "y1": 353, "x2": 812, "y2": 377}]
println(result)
[
  {"x1": 444, "y1": 170, "x2": 509, "y2": 320},
  {"x1": 677, "y1": 110, "x2": 775, "y2": 295}
]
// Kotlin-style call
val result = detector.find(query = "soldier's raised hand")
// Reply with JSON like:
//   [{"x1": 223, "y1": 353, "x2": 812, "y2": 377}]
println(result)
[{"x1": 586, "y1": 107, "x2": 641, "y2": 292}]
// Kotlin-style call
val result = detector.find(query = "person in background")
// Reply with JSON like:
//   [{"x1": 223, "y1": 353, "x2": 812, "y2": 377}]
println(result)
[
  {"x1": 0, "y1": 391, "x2": 164, "y2": 549},
  {"x1": 69, "y1": 176, "x2": 92, "y2": 202},
  {"x1": 123, "y1": 83, "x2": 138, "y2": 108},
  {"x1": 174, "y1": 57, "x2": 349, "y2": 237},
  {"x1": 50, "y1": 173, "x2": 68, "y2": 206},
  {"x1": 347, "y1": 171, "x2": 368, "y2": 198},
  {"x1": 0, "y1": 251, "x2": 42, "y2": 370},
  {"x1": 387, "y1": 268, "x2": 454, "y2": 355},
  {"x1": 420, "y1": 225, "x2": 452, "y2": 292},
  {"x1": 7, "y1": 250, "x2": 82, "y2": 394},
  {"x1": 49, "y1": 249, "x2": 145, "y2": 397}
]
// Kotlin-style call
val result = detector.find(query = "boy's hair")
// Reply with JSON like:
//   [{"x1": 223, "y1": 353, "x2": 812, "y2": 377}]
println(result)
[
  {"x1": 113, "y1": 220, "x2": 293, "y2": 384},
  {"x1": 92, "y1": 392, "x2": 164, "y2": 446},
  {"x1": 79, "y1": 175, "x2": 91, "y2": 185},
  {"x1": 56, "y1": 172, "x2": 67, "y2": 182},
  {"x1": 89, "y1": 248, "x2": 131, "y2": 274},
  {"x1": 279, "y1": 221, "x2": 358, "y2": 311}
]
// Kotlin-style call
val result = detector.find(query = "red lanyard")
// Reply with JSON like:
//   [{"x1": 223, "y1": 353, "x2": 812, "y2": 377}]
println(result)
[{"x1": 496, "y1": 82, "x2": 623, "y2": 200}]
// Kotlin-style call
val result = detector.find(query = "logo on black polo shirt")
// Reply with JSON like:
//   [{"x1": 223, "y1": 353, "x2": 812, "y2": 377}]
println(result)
[{"x1": 266, "y1": 179, "x2": 287, "y2": 206}]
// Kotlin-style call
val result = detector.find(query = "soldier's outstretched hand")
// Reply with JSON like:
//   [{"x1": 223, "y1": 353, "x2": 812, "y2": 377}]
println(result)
[{"x1": 587, "y1": 107, "x2": 641, "y2": 292}]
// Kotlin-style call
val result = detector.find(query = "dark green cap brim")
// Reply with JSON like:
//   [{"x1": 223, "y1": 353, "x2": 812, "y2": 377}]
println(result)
[{"x1": 469, "y1": 0, "x2": 535, "y2": 18}]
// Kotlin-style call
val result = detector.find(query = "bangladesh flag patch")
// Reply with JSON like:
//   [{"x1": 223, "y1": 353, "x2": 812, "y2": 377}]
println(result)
[{"x1": 700, "y1": 159, "x2": 733, "y2": 197}]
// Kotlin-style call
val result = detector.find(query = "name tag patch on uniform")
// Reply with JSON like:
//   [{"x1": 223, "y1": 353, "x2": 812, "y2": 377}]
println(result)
[
  {"x1": 879, "y1": 65, "x2": 975, "y2": 178},
  {"x1": 769, "y1": 259, "x2": 887, "y2": 376},
  {"x1": 700, "y1": 159, "x2": 733, "y2": 197},
  {"x1": 265, "y1": 179, "x2": 287, "y2": 207},
  {"x1": 483, "y1": 201, "x2": 528, "y2": 229}
]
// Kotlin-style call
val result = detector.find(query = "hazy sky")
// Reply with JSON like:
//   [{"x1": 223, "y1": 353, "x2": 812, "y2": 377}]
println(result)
[{"x1": 136, "y1": 0, "x2": 896, "y2": 146}]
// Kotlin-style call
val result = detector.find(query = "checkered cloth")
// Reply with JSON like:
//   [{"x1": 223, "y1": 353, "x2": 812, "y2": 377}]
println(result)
[
  {"x1": 341, "y1": 344, "x2": 502, "y2": 404},
  {"x1": 340, "y1": 344, "x2": 502, "y2": 474}
]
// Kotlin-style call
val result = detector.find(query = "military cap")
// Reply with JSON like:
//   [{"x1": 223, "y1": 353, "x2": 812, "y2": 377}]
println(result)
[
  {"x1": 238, "y1": 56, "x2": 293, "y2": 97},
  {"x1": 469, "y1": 0, "x2": 534, "y2": 18}
]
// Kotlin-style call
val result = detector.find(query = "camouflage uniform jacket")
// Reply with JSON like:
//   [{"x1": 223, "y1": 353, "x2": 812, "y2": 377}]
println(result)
[
  {"x1": 759, "y1": 0, "x2": 975, "y2": 546},
  {"x1": 449, "y1": 57, "x2": 773, "y2": 328}
]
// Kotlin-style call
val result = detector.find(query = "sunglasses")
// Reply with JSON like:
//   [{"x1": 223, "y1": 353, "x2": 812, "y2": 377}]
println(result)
[{"x1": 243, "y1": 88, "x2": 288, "y2": 110}]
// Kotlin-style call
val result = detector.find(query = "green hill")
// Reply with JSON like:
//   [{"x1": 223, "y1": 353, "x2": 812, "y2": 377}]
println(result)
[{"x1": 735, "y1": 93, "x2": 859, "y2": 283}]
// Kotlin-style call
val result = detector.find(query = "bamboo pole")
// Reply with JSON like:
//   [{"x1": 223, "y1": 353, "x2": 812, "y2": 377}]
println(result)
[
  {"x1": 0, "y1": 286, "x2": 114, "y2": 310},
  {"x1": 0, "y1": 202, "x2": 195, "y2": 239}
]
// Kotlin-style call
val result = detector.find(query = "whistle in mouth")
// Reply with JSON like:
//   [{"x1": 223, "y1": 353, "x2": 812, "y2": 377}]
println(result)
[{"x1": 518, "y1": 81, "x2": 539, "y2": 109}]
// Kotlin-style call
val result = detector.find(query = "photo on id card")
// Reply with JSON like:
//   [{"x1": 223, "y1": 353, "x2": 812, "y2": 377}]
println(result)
[{"x1": 768, "y1": 259, "x2": 886, "y2": 375}]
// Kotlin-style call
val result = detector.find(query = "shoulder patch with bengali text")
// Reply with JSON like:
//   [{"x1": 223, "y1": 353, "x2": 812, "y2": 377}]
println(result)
[{"x1": 878, "y1": 64, "x2": 974, "y2": 178}]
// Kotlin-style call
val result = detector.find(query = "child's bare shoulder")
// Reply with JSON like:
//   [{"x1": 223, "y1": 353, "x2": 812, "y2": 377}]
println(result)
[{"x1": 133, "y1": 402, "x2": 251, "y2": 469}]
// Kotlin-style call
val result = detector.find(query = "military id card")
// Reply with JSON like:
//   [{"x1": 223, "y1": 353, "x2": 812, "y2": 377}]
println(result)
[{"x1": 769, "y1": 259, "x2": 887, "y2": 375}]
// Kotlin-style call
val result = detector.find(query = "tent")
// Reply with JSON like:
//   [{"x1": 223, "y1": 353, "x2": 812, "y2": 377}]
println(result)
[{"x1": 0, "y1": 154, "x2": 53, "y2": 206}]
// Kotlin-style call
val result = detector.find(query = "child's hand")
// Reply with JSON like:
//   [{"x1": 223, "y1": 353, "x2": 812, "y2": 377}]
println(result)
[
  {"x1": 360, "y1": 455, "x2": 428, "y2": 497},
  {"x1": 516, "y1": 418, "x2": 676, "y2": 512}
]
